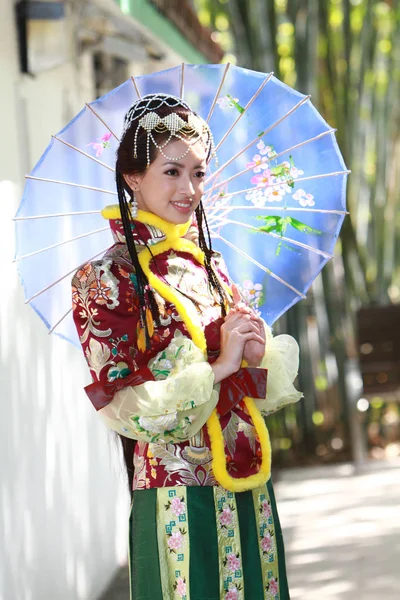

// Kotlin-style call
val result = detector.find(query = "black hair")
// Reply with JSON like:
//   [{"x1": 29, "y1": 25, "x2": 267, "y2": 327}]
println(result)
[{"x1": 115, "y1": 94, "x2": 226, "y2": 494}]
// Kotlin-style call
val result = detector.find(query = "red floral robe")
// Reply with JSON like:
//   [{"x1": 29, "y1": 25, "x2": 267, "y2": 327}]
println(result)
[{"x1": 72, "y1": 216, "x2": 267, "y2": 490}]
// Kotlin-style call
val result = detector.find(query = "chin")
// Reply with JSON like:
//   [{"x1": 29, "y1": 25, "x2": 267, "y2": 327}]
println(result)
[{"x1": 166, "y1": 206, "x2": 195, "y2": 224}]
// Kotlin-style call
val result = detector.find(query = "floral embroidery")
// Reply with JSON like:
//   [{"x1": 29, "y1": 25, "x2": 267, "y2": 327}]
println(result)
[
  {"x1": 157, "y1": 488, "x2": 189, "y2": 600},
  {"x1": 107, "y1": 361, "x2": 131, "y2": 382},
  {"x1": 226, "y1": 553, "x2": 241, "y2": 572},
  {"x1": 169, "y1": 495, "x2": 186, "y2": 516},
  {"x1": 84, "y1": 337, "x2": 114, "y2": 378},
  {"x1": 145, "y1": 442, "x2": 216, "y2": 488},
  {"x1": 225, "y1": 587, "x2": 240, "y2": 600},
  {"x1": 173, "y1": 576, "x2": 187, "y2": 598},
  {"x1": 130, "y1": 413, "x2": 194, "y2": 443},
  {"x1": 72, "y1": 262, "x2": 117, "y2": 343},
  {"x1": 214, "y1": 488, "x2": 244, "y2": 600},
  {"x1": 167, "y1": 529, "x2": 186, "y2": 552},
  {"x1": 219, "y1": 505, "x2": 234, "y2": 527},
  {"x1": 266, "y1": 576, "x2": 279, "y2": 597},
  {"x1": 87, "y1": 132, "x2": 112, "y2": 157},
  {"x1": 261, "y1": 498, "x2": 272, "y2": 519},
  {"x1": 253, "y1": 487, "x2": 280, "y2": 599},
  {"x1": 261, "y1": 530, "x2": 274, "y2": 554}
]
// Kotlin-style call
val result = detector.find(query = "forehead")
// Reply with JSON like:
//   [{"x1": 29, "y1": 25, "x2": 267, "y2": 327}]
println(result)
[{"x1": 154, "y1": 138, "x2": 208, "y2": 165}]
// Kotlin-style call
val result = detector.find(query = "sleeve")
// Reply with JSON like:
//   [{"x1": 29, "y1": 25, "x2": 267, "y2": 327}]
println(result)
[
  {"x1": 72, "y1": 259, "x2": 218, "y2": 443},
  {"x1": 256, "y1": 321, "x2": 303, "y2": 415}
]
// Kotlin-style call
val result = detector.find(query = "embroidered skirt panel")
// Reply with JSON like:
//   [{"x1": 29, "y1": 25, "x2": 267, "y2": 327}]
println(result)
[{"x1": 129, "y1": 479, "x2": 289, "y2": 600}]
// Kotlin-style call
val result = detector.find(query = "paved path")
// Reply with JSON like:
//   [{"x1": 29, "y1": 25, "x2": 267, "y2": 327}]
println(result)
[
  {"x1": 274, "y1": 461, "x2": 400, "y2": 600},
  {"x1": 99, "y1": 460, "x2": 400, "y2": 599}
]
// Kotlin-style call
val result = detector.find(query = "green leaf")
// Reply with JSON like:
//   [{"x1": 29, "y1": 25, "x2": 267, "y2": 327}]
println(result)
[
  {"x1": 226, "y1": 94, "x2": 245, "y2": 114},
  {"x1": 287, "y1": 217, "x2": 323, "y2": 235}
]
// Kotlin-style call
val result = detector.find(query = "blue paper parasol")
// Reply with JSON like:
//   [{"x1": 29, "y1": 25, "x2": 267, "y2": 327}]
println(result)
[{"x1": 14, "y1": 63, "x2": 349, "y2": 345}]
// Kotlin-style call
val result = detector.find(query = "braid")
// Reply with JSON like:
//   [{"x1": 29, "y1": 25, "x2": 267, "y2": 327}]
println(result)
[
  {"x1": 196, "y1": 201, "x2": 227, "y2": 318},
  {"x1": 116, "y1": 172, "x2": 160, "y2": 347}
]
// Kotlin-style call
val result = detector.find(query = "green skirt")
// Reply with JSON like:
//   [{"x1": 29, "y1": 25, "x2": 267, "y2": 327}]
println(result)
[{"x1": 129, "y1": 479, "x2": 289, "y2": 600}]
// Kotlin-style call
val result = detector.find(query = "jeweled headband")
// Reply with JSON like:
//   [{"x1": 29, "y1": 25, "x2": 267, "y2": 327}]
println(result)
[{"x1": 123, "y1": 93, "x2": 216, "y2": 165}]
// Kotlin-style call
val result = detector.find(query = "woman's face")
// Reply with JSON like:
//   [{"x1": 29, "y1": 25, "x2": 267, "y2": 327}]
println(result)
[{"x1": 124, "y1": 138, "x2": 208, "y2": 224}]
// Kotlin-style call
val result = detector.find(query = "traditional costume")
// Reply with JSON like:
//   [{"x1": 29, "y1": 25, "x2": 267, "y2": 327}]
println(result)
[{"x1": 72, "y1": 206, "x2": 301, "y2": 600}]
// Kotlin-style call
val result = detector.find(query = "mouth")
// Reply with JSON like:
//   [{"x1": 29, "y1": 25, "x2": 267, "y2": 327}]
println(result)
[{"x1": 170, "y1": 201, "x2": 193, "y2": 213}]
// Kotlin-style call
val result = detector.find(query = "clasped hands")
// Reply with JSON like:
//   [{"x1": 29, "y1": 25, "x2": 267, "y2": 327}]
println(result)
[{"x1": 219, "y1": 284, "x2": 266, "y2": 370}]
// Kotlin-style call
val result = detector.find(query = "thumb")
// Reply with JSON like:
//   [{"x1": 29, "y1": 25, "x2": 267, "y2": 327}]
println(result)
[{"x1": 231, "y1": 283, "x2": 242, "y2": 305}]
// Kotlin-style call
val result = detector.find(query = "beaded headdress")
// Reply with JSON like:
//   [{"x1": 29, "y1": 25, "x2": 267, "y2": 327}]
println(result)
[{"x1": 123, "y1": 93, "x2": 216, "y2": 166}]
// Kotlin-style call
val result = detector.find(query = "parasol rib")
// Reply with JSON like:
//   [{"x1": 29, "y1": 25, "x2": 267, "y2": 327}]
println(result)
[
  {"x1": 206, "y1": 205, "x2": 348, "y2": 217},
  {"x1": 215, "y1": 234, "x2": 306, "y2": 298},
  {"x1": 205, "y1": 129, "x2": 336, "y2": 194},
  {"x1": 49, "y1": 308, "x2": 73, "y2": 335},
  {"x1": 85, "y1": 104, "x2": 119, "y2": 141},
  {"x1": 14, "y1": 211, "x2": 102, "y2": 221},
  {"x1": 180, "y1": 62, "x2": 185, "y2": 99},
  {"x1": 215, "y1": 73, "x2": 274, "y2": 152},
  {"x1": 206, "y1": 63, "x2": 231, "y2": 123},
  {"x1": 131, "y1": 76, "x2": 141, "y2": 99},
  {"x1": 25, "y1": 175, "x2": 117, "y2": 195},
  {"x1": 52, "y1": 136, "x2": 115, "y2": 172},
  {"x1": 25, "y1": 246, "x2": 111, "y2": 304},
  {"x1": 206, "y1": 94, "x2": 311, "y2": 186},
  {"x1": 213, "y1": 218, "x2": 333, "y2": 259},
  {"x1": 14, "y1": 227, "x2": 109, "y2": 262}
]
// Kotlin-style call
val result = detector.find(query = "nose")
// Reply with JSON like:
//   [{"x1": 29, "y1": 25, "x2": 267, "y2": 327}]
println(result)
[{"x1": 179, "y1": 174, "x2": 195, "y2": 197}]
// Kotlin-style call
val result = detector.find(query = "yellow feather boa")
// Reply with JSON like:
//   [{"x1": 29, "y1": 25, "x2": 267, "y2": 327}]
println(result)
[{"x1": 102, "y1": 206, "x2": 272, "y2": 492}]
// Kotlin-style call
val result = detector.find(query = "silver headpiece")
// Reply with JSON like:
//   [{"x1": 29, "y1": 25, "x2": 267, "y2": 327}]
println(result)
[{"x1": 123, "y1": 93, "x2": 216, "y2": 166}]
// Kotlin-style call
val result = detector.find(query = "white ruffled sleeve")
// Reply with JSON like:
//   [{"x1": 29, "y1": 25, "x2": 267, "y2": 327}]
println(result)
[
  {"x1": 256, "y1": 322, "x2": 303, "y2": 415},
  {"x1": 98, "y1": 331, "x2": 219, "y2": 442}
]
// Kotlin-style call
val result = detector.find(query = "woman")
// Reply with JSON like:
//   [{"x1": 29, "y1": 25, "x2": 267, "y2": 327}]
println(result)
[{"x1": 72, "y1": 93, "x2": 302, "y2": 600}]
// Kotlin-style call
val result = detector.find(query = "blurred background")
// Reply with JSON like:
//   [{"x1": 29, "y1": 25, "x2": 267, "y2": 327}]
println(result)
[{"x1": 1, "y1": 0, "x2": 399, "y2": 599}]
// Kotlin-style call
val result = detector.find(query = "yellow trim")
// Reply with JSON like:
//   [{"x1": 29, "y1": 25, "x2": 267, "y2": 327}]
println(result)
[
  {"x1": 101, "y1": 204, "x2": 121, "y2": 220},
  {"x1": 123, "y1": 210, "x2": 271, "y2": 492},
  {"x1": 135, "y1": 210, "x2": 191, "y2": 239},
  {"x1": 207, "y1": 399, "x2": 271, "y2": 493},
  {"x1": 138, "y1": 238, "x2": 206, "y2": 354},
  {"x1": 101, "y1": 205, "x2": 191, "y2": 239}
]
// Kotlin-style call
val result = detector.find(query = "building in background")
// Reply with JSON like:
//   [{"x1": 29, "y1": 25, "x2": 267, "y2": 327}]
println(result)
[{"x1": 0, "y1": 2, "x2": 221, "y2": 599}]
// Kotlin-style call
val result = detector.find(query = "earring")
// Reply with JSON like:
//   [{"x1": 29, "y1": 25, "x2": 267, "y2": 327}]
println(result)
[{"x1": 131, "y1": 191, "x2": 138, "y2": 218}]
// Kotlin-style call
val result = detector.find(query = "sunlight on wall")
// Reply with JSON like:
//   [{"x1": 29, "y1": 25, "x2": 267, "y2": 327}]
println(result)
[{"x1": 1, "y1": 181, "x2": 129, "y2": 598}]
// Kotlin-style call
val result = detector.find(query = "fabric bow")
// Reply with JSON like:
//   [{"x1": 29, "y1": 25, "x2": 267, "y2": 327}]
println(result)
[
  {"x1": 217, "y1": 367, "x2": 268, "y2": 417},
  {"x1": 85, "y1": 366, "x2": 155, "y2": 411}
]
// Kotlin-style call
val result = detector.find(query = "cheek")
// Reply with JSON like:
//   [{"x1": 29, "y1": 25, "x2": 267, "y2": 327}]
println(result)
[{"x1": 195, "y1": 179, "x2": 205, "y2": 193}]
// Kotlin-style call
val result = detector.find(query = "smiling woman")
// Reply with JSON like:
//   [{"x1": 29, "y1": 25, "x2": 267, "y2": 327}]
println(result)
[
  {"x1": 123, "y1": 139, "x2": 208, "y2": 223},
  {"x1": 71, "y1": 93, "x2": 300, "y2": 599}
]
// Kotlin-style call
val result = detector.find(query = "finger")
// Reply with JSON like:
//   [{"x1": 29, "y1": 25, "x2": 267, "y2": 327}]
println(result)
[
  {"x1": 240, "y1": 331, "x2": 266, "y2": 345},
  {"x1": 231, "y1": 283, "x2": 242, "y2": 305},
  {"x1": 224, "y1": 311, "x2": 251, "y2": 324},
  {"x1": 236, "y1": 321, "x2": 261, "y2": 335},
  {"x1": 257, "y1": 317, "x2": 266, "y2": 340},
  {"x1": 236, "y1": 302, "x2": 251, "y2": 313}
]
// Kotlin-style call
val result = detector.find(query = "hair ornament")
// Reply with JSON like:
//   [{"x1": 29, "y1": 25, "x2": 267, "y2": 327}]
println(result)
[{"x1": 124, "y1": 93, "x2": 217, "y2": 166}]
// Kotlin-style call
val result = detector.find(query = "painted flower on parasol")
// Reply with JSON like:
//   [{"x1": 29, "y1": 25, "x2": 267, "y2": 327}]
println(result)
[{"x1": 14, "y1": 63, "x2": 349, "y2": 345}]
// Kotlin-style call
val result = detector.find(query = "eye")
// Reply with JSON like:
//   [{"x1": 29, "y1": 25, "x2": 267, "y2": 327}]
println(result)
[
  {"x1": 165, "y1": 168, "x2": 179, "y2": 176},
  {"x1": 194, "y1": 170, "x2": 206, "y2": 178}
]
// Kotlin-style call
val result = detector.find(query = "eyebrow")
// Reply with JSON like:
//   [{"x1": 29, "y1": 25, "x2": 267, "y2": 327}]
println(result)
[{"x1": 162, "y1": 161, "x2": 206, "y2": 169}]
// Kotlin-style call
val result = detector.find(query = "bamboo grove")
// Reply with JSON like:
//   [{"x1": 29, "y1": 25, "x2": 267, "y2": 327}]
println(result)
[{"x1": 196, "y1": 0, "x2": 400, "y2": 465}]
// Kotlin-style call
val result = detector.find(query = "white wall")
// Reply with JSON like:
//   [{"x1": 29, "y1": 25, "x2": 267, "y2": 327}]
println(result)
[{"x1": 0, "y1": 3, "x2": 130, "y2": 599}]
